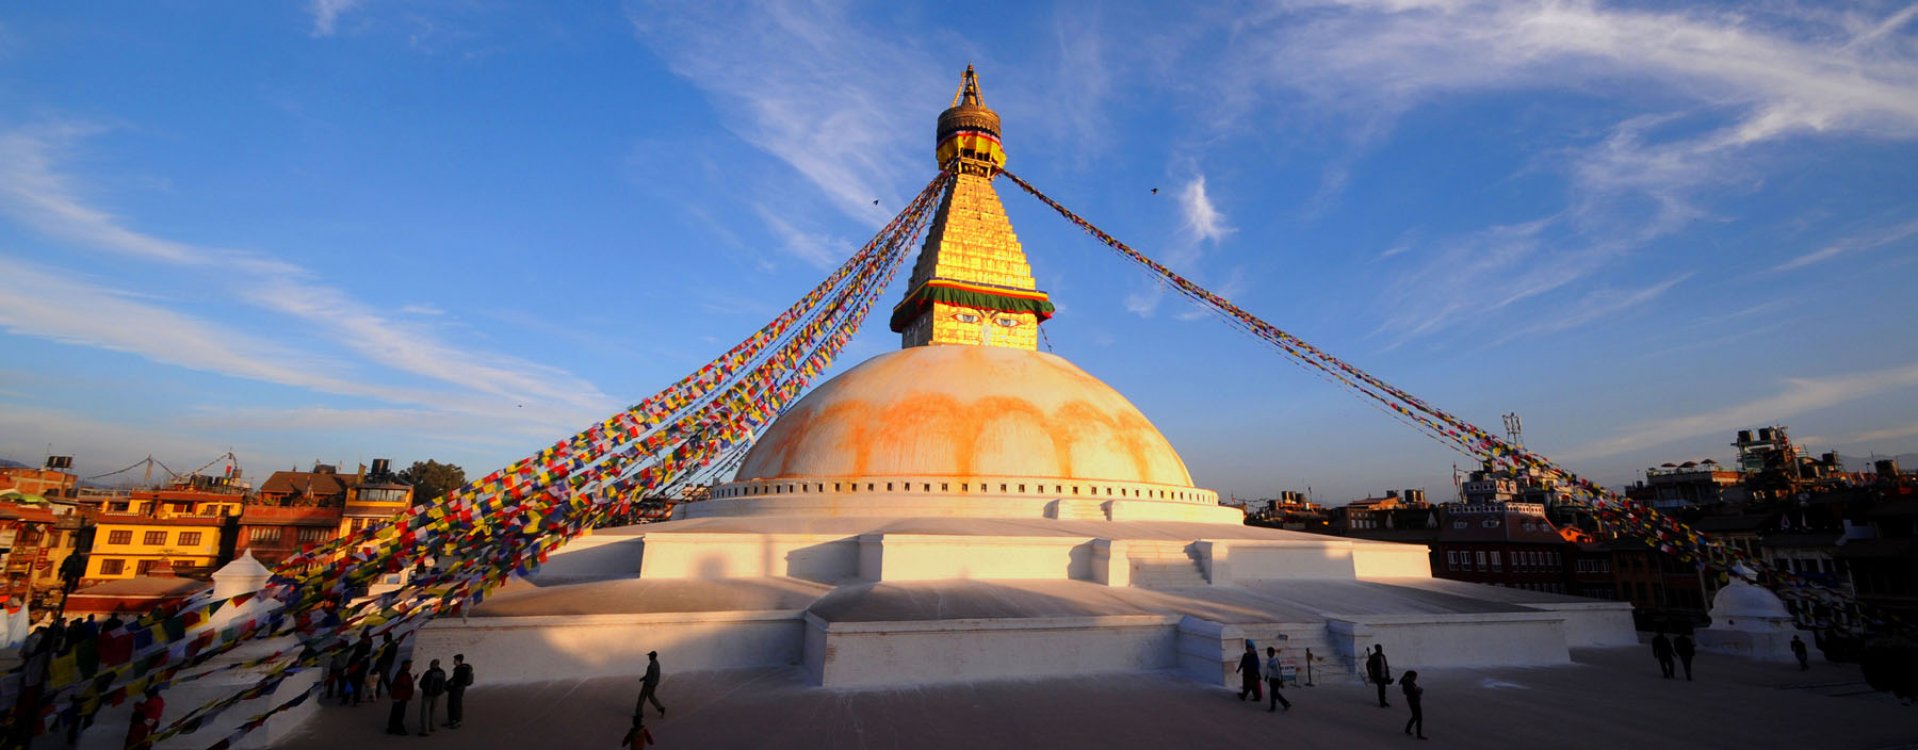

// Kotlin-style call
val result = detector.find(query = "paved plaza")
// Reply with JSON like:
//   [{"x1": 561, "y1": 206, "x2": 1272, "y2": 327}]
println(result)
[{"x1": 280, "y1": 646, "x2": 1916, "y2": 749}]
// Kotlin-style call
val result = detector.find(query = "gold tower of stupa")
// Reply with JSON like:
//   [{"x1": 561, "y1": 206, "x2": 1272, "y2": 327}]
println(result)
[{"x1": 888, "y1": 66, "x2": 1054, "y2": 350}]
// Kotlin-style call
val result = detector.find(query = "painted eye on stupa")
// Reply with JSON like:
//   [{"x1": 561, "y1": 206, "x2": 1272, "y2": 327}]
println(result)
[
  {"x1": 954, "y1": 311, "x2": 981, "y2": 324},
  {"x1": 993, "y1": 315, "x2": 1021, "y2": 328}
]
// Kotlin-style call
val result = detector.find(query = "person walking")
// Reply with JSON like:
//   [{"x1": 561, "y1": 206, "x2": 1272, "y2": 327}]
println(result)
[
  {"x1": 635, "y1": 651, "x2": 667, "y2": 718},
  {"x1": 1236, "y1": 642, "x2": 1262, "y2": 703},
  {"x1": 418, "y1": 658, "x2": 448, "y2": 735},
  {"x1": 1651, "y1": 632, "x2": 1676, "y2": 679},
  {"x1": 448, "y1": 653, "x2": 474, "y2": 728},
  {"x1": 1791, "y1": 635, "x2": 1810, "y2": 671},
  {"x1": 386, "y1": 659, "x2": 415, "y2": 736},
  {"x1": 1264, "y1": 646, "x2": 1292, "y2": 712},
  {"x1": 373, "y1": 632, "x2": 399, "y2": 700},
  {"x1": 1401, "y1": 670, "x2": 1426, "y2": 740},
  {"x1": 1367, "y1": 645, "x2": 1393, "y2": 707}
]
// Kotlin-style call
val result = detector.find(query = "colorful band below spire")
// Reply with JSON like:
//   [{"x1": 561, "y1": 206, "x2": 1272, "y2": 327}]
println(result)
[{"x1": 888, "y1": 278, "x2": 1054, "y2": 332}]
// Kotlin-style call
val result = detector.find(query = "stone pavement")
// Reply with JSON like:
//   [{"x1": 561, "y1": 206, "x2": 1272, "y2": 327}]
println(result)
[{"x1": 278, "y1": 647, "x2": 1916, "y2": 749}]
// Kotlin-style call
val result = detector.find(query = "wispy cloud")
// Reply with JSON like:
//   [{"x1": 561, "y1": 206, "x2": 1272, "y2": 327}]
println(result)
[
  {"x1": 1564, "y1": 359, "x2": 1918, "y2": 460},
  {"x1": 0, "y1": 122, "x2": 614, "y2": 427},
  {"x1": 753, "y1": 207, "x2": 848, "y2": 271},
  {"x1": 309, "y1": 0, "x2": 364, "y2": 38},
  {"x1": 627, "y1": 1, "x2": 939, "y2": 223},
  {"x1": 1773, "y1": 217, "x2": 1918, "y2": 271},
  {"x1": 1180, "y1": 174, "x2": 1233, "y2": 245},
  {"x1": 1211, "y1": 1, "x2": 1918, "y2": 343},
  {"x1": 1829, "y1": 421, "x2": 1918, "y2": 447},
  {"x1": 1497, "y1": 271, "x2": 1693, "y2": 342}
]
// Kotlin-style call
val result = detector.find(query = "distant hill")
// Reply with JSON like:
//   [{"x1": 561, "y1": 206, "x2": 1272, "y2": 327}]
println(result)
[{"x1": 0, "y1": 458, "x2": 29, "y2": 469}]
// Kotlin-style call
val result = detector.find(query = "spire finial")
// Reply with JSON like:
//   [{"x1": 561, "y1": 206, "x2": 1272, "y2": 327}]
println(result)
[{"x1": 953, "y1": 64, "x2": 983, "y2": 108}]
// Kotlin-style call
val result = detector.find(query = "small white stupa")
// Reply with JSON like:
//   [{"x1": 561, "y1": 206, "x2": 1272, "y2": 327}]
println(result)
[
  {"x1": 209, "y1": 550, "x2": 274, "y2": 629},
  {"x1": 1694, "y1": 565, "x2": 1814, "y2": 662}
]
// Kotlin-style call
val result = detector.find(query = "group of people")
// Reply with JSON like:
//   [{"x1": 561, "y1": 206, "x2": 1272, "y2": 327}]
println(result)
[
  {"x1": 1366, "y1": 645, "x2": 1425, "y2": 740},
  {"x1": 1233, "y1": 642, "x2": 1426, "y2": 740},
  {"x1": 9, "y1": 614, "x2": 136, "y2": 747},
  {"x1": 321, "y1": 629, "x2": 474, "y2": 737},
  {"x1": 1652, "y1": 631, "x2": 1815, "y2": 678},
  {"x1": 1650, "y1": 631, "x2": 1698, "y2": 680}
]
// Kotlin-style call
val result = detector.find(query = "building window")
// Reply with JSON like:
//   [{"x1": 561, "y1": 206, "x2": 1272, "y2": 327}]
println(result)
[
  {"x1": 143, "y1": 531, "x2": 167, "y2": 546},
  {"x1": 1446, "y1": 551, "x2": 1458, "y2": 569},
  {"x1": 137, "y1": 560, "x2": 160, "y2": 575},
  {"x1": 249, "y1": 527, "x2": 281, "y2": 543},
  {"x1": 100, "y1": 559, "x2": 125, "y2": 575},
  {"x1": 107, "y1": 530, "x2": 132, "y2": 545},
  {"x1": 1475, "y1": 551, "x2": 1487, "y2": 571},
  {"x1": 177, "y1": 532, "x2": 203, "y2": 547},
  {"x1": 298, "y1": 527, "x2": 330, "y2": 542},
  {"x1": 1490, "y1": 551, "x2": 1502, "y2": 570}
]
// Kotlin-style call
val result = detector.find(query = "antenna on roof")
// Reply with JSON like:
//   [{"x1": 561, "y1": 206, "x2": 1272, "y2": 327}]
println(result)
[{"x1": 1502, "y1": 412, "x2": 1524, "y2": 448}]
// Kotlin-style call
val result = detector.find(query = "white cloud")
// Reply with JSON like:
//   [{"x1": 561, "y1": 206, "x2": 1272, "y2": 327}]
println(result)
[
  {"x1": 1773, "y1": 217, "x2": 1918, "y2": 271},
  {"x1": 400, "y1": 303, "x2": 445, "y2": 316},
  {"x1": 310, "y1": 0, "x2": 364, "y2": 38},
  {"x1": 1211, "y1": 0, "x2": 1918, "y2": 342},
  {"x1": 0, "y1": 405, "x2": 234, "y2": 482},
  {"x1": 1123, "y1": 285, "x2": 1164, "y2": 318},
  {"x1": 753, "y1": 207, "x2": 847, "y2": 271},
  {"x1": 0, "y1": 123, "x2": 616, "y2": 426},
  {"x1": 1497, "y1": 271, "x2": 1693, "y2": 342},
  {"x1": 0, "y1": 258, "x2": 377, "y2": 399},
  {"x1": 1180, "y1": 174, "x2": 1233, "y2": 245},
  {"x1": 1564, "y1": 359, "x2": 1918, "y2": 460},
  {"x1": 627, "y1": 1, "x2": 939, "y2": 223},
  {"x1": 0, "y1": 126, "x2": 206, "y2": 263}
]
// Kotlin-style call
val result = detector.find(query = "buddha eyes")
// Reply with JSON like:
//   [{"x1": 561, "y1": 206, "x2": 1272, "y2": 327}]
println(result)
[{"x1": 951, "y1": 311, "x2": 1021, "y2": 328}]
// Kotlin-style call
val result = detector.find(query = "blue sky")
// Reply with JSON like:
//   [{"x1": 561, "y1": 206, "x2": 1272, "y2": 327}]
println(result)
[{"x1": 2, "y1": 1, "x2": 1916, "y2": 502}]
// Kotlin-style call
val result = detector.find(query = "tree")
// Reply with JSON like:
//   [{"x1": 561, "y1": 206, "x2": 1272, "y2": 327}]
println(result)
[{"x1": 398, "y1": 460, "x2": 467, "y2": 505}]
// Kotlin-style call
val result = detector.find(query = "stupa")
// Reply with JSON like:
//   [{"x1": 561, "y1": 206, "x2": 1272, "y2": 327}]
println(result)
[{"x1": 419, "y1": 68, "x2": 1635, "y2": 688}]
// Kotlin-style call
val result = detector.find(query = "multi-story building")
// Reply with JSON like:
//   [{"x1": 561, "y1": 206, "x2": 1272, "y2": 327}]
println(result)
[
  {"x1": 0, "y1": 460, "x2": 79, "y2": 498},
  {"x1": 342, "y1": 460, "x2": 413, "y2": 539},
  {"x1": 1430, "y1": 502, "x2": 1576, "y2": 594},
  {"x1": 84, "y1": 514, "x2": 226, "y2": 582},
  {"x1": 255, "y1": 460, "x2": 412, "y2": 555},
  {"x1": 0, "y1": 500, "x2": 59, "y2": 603},
  {"x1": 235, "y1": 505, "x2": 342, "y2": 568}
]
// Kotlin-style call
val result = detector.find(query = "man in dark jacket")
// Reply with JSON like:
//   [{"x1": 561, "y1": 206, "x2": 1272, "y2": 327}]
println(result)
[
  {"x1": 1652, "y1": 632, "x2": 1676, "y2": 678},
  {"x1": 636, "y1": 651, "x2": 667, "y2": 717},
  {"x1": 386, "y1": 659, "x2": 415, "y2": 735},
  {"x1": 1235, "y1": 642, "x2": 1261, "y2": 702},
  {"x1": 1674, "y1": 633, "x2": 1696, "y2": 681},
  {"x1": 1791, "y1": 635, "x2": 1811, "y2": 671},
  {"x1": 418, "y1": 658, "x2": 448, "y2": 735},
  {"x1": 448, "y1": 654, "x2": 474, "y2": 728},
  {"x1": 1366, "y1": 645, "x2": 1392, "y2": 707}
]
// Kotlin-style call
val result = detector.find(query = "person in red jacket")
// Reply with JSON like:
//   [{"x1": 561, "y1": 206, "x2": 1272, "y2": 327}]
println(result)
[{"x1": 386, "y1": 660, "x2": 416, "y2": 736}]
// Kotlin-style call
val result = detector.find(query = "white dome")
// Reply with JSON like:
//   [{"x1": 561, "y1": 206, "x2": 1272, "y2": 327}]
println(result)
[
  {"x1": 1709, "y1": 579, "x2": 1792, "y2": 622},
  {"x1": 736, "y1": 346, "x2": 1194, "y2": 486}
]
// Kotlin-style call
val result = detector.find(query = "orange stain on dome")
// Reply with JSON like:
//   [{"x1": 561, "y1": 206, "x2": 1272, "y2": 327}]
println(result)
[{"x1": 735, "y1": 346, "x2": 1194, "y2": 487}]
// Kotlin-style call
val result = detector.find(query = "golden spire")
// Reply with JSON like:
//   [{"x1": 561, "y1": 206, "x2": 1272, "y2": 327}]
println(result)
[
  {"x1": 892, "y1": 67, "x2": 1051, "y2": 350},
  {"x1": 935, "y1": 65, "x2": 1005, "y2": 175}
]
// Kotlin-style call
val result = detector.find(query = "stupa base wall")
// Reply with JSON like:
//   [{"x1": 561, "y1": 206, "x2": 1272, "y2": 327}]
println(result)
[
  {"x1": 415, "y1": 611, "x2": 806, "y2": 683},
  {"x1": 805, "y1": 613, "x2": 1181, "y2": 688}
]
